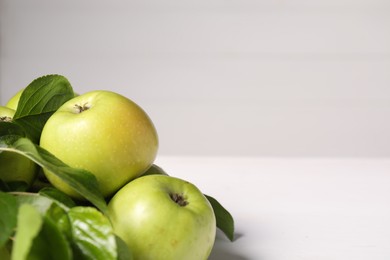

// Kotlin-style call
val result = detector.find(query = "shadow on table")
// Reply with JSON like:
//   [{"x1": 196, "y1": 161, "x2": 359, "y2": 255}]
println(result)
[{"x1": 208, "y1": 231, "x2": 251, "y2": 260}]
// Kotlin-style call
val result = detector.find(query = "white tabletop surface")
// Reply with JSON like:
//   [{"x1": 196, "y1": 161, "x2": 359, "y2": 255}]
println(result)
[{"x1": 154, "y1": 156, "x2": 390, "y2": 260}]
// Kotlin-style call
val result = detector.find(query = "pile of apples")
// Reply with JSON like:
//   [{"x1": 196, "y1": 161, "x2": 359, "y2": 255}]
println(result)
[{"x1": 0, "y1": 75, "x2": 232, "y2": 260}]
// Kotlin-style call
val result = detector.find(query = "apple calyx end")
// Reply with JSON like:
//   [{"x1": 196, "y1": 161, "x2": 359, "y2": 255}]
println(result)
[
  {"x1": 169, "y1": 193, "x2": 188, "y2": 207},
  {"x1": 74, "y1": 103, "x2": 90, "y2": 113},
  {"x1": 0, "y1": 116, "x2": 13, "y2": 122}
]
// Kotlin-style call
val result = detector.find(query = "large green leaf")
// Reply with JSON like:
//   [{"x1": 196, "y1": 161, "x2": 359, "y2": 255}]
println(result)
[
  {"x1": 0, "y1": 136, "x2": 108, "y2": 214},
  {"x1": 205, "y1": 194, "x2": 235, "y2": 241},
  {"x1": 0, "y1": 192, "x2": 18, "y2": 248},
  {"x1": 68, "y1": 207, "x2": 117, "y2": 260},
  {"x1": 13, "y1": 74, "x2": 74, "y2": 143}
]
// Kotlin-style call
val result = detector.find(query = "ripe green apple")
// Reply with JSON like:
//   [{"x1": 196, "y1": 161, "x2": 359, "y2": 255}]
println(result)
[
  {"x1": 5, "y1": 89, "x2": 24, "y2": 110},
  {"x1": 0, "y1": 106, "x2": 14, "y2": 120},
  {"x1": 108, "y1": 175, "x2": 216, "y2": 260},
  {"x1": 0, "y1": 106, "x2": 38, "y2": 186},
  {"x1": 39, "y1": 90, "x2": 158, "y2": 198}
]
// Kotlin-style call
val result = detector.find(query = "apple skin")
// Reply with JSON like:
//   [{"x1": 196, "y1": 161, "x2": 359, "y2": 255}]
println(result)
[
  {"x1": 0, "y1": 106, "x2": 38, "y2": 186},
  {"x1": 5, "y1": 89, "x2": 24, "y2": 110},
  {"x1": 0, "y1": 106, "x2": 15, "y2": 119},
  {"x1": 39, "y1": 90, "x2": 158, "y2": 198},
  {"x1": 108, "y1": 175, "x2": 216, "y2": 260}
]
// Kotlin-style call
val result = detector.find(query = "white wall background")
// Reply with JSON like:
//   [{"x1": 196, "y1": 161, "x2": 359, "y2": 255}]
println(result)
[{"x1": 1, "y1": 0, "x2": 390, "y2": 157}]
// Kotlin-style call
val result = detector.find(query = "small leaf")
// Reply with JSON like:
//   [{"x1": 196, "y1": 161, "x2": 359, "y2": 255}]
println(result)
[
  {"x1": 13, "y1": 75, "x2": 74, "y2": 143},
  {"x1": 0, "y1": 192, "x2": 18, "y2": 248},
  {"x1": 11, "y1": 204, "x2": 43, "y2": 260},
  {"x1": 68, "y1": 207, "x2": 117, "y2": 260},
  {"x1": 205, "y1": 194, "x2": 235, "y2": 241},
  {"x1": 0, "y1": 136, "x2": 108, "y2": 214}
]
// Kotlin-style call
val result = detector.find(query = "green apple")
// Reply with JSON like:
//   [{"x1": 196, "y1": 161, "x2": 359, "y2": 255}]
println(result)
[
  {"x1": 39, "y1": 90, "x2": 158, "y2": 198},
  {"x1": 5, "y1": 89, "x2": 24, "y2": 110},
  {"x1": 108, "y1": 175, "x2": 216, "y2": 260},
  {"x1": 0, "y1": 106, "x2": 38, "y2": 186},
  {"x1": 0, "y1": 106, "x2": 14, "y2": 120}
]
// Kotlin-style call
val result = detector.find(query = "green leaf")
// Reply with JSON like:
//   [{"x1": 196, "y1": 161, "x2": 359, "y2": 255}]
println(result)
[
  {"x1": 68, "y1": 207, "x2": 117, "y2": 260},
  {"x1": 205, "y1": 194, "x2": 235, "y2": 241},
  {"x1": 13, "y1": 74, "x2": 74, "y2": 143},
  {"x1": 0, "y1": 136, "x2": 108, "y2": 214},
  {"x1": 0, "y1": 192, "x2": 18, "y2": 248},
  {"x1": 39, "y1": 187, "x2": 76, "y2": 208},
  {"x1": 11, "y1": 204, "x2": 43, "y2": 260}
]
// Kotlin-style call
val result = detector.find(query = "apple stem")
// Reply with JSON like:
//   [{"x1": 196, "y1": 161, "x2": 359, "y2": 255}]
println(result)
[
  {"x1": 74, "y1": 103, "x2": 90, "y2": 113},
  {"x1": 170, "y1": 193, "x2": 188, "y2": 207},
  {"x1": 0, "y1": 116, "x2": 12, "y2": 122}
]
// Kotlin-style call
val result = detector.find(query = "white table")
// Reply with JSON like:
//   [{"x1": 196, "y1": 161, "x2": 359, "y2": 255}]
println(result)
[{"x1": 154, "y1": 156, "x2": 390, "y2": 260}]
